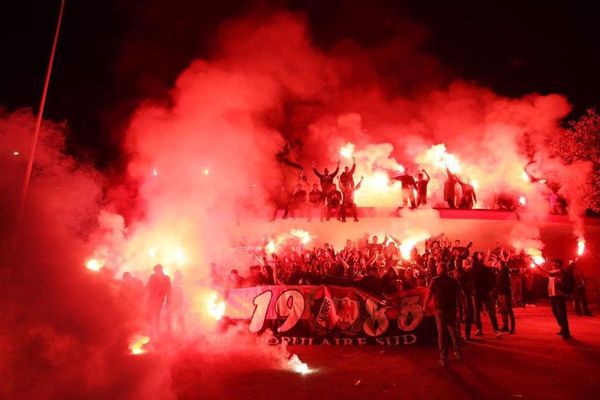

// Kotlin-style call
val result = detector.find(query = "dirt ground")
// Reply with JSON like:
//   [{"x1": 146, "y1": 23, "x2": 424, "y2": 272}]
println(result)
[{"x1": 171, "y1": 304, "x2": 600, "y2": 400}]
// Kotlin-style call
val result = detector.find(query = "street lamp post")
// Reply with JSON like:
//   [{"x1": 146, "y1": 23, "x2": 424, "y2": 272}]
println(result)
[{"x1": 18, "y1": 0, "x2": 66, "y2": 222}]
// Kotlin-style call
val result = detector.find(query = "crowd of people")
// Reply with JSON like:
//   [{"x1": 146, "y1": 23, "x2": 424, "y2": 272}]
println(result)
[
  {"x1": 112, "y1": 231, "x2": 590, "y2": 364},
  {"x1": 225, "y1": 233, "x2": 592, "y2": 364},
  {"x1": 270, "y1": 158, "x2": 567, "y2": 220}
]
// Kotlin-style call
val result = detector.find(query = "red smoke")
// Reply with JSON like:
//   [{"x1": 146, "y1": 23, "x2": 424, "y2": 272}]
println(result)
[{"x1": 0, "y1": 9, "x2": 594, "y2": 399}]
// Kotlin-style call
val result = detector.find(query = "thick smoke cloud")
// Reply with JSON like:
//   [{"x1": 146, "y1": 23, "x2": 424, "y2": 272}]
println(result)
[
  {"x1": 98, "y1": 11, "x2": 591, "y2": 279},
  {"x1": 0, "y1": 110, "x2": 173, "y2": 399}
]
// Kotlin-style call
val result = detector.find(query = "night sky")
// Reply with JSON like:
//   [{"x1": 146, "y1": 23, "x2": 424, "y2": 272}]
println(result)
[{"x1": 1, "y1": 0, "x2": 599, "y2": 166}]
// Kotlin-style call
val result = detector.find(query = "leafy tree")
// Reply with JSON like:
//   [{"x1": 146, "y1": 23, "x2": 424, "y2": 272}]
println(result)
[{"x1": 553, "y1": 108, "x2": 600, "y2": 212}]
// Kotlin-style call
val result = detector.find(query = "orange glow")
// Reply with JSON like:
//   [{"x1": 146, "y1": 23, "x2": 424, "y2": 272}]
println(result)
[
  {"x1": 524, "y1": 247, "x2": 544, "y2": 265},
  {"x1": 577, "y1": 238, "x2": 585, "y2": 256},
  {"x1": 399, "y1": 232, "x2": 430, "y2": 260},
  {"x1": 423, "y1": 144, "x2": 461, "y2": 173},
  {"x1": 12, "y1": 151, "x2": 20, "y2": 156},
  {"x1": 129, "y1": 335, "x2": 150, "y2": 355},
  {"x1": 85, "y1": 258, "x2": 103, "y2": 272},
  {"x1": 266, "y1": 240, "x2": 276, "y2": 254},
  {"x1": 152, "y1": 168, "x2": 158, "y2": 177},
  {"x1": 207, "y1": 292, "x2": 226, "y2": 321},
  {"x1": 203, "y1": 168, "x2": 210, "y2": 176},
  {"x1": 289, "y1": 229, "x2": 312, "y2": 245}
]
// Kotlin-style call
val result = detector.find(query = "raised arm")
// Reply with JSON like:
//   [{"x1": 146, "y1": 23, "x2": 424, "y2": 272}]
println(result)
[
  {"x1": 312, "y1": 162, "x2": 324, "y2": 179},
  {"x1": 422, "y1": 169, "x2": 430, "y2": 181},
  {"x1": 350, "y1": 157, "x2": 356, "y2": 174},
  {"x1": 330, "y1": 161, "x2": 340, "y2": 177},
  {"x1": 355, "y1": 176, "x2": 364, "y2": 191}
]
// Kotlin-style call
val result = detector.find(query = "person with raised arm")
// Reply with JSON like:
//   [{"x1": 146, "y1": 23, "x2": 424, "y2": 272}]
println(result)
[
  {"x1": 416, "y1": 169, "x2": 431, "y2": 206},
  {"x1": 312, "y1": 160, "x2": 340, "y2": 196}
]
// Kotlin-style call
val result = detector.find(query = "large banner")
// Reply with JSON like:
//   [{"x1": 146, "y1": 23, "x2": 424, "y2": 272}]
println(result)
[{"x1": 224, "y1": 285, "x2": 435, "y2": 345}]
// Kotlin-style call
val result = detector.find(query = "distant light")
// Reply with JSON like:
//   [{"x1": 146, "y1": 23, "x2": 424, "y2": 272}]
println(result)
[
  {"x1": 203, "y1": 168, "x2": 210, "y2": 176},
  {"x1": 470, "y1": 179, "x2": 479, "y2": 190},
  {"x1": 148, "y1": 248, "x2": 157, "y2": 258},
  {"x1": 175, "y1": 247, "x2": 186, "y2": 266},
  {"x1": 518, "y1": 196, "x2": 526, "y2": 206},
  {"x1": 396, "y1": 165, "x2": 405, "y2": 174},
  {"x1": 521, "y1": 171, "x2": 530, "y2": 182},
  {"x1": 152, "y1": 168, "x2": 158, "y2": 177},
  {"x1": 13, "y1": 151, "x2": 20, "y2": 156},
  {"x1": 85, "y1": 258, "x2": 103, "y2": 272}
]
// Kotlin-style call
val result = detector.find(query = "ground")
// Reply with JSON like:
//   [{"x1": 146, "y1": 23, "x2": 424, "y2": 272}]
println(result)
[{"x1": 171, "y1": 305, "x2": 600, "y2": 400}]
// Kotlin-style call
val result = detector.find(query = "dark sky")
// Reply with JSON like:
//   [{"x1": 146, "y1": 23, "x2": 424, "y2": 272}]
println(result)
[{"x1": 1, "y1": 0, "x2": 599, "y2": 166}]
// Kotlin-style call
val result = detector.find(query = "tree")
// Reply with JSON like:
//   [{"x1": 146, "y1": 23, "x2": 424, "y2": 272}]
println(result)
[{"x1": 553, "y1": 108, "x2": 600, "y2": 212}]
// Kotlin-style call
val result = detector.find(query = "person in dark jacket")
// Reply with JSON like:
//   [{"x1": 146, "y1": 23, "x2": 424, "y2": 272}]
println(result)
[
  {"x1": 416, "y1": 169, "x2": 430, "y2": 206},
  {"x1": 313, "y1": 160, "x2": 340, "y2": 196},
  {"x1": 307, "y1": 183, "x2": 325, "y2": 222},
  {"x1": 472, "y1": 252, "x2": 500, "y2": 336},
  {"x1": 457, "y1": 259, "x2": 476, "y2": 340},
  {"x1": 444, "y1": 167, "x2": 459, "y2": 209},
  {"x1": 392, "y1": 172, "x2": 417, "y2": 208},
  {"x1": 536, "y1": 259, "x2": 573, "y2": 339},
  {"x1": 339, "y1": 157, "x2": 356, "y2": 188},
  {"x1": 494, "y1": 254, "x2": 515, "y2": 334},
  {"x1": 340, "y1": 176, "x2": 363, "y2": 222},
  {"x1": 423, "y1": 263, "x2": 465, "y2": 367}
]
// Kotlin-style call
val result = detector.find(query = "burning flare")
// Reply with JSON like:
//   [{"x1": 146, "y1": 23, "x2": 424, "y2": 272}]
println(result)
[
  {"x1": 422, "y1": 144, "x2": 461, "y2": 173},
  {"x1": 525, "y1": 247, "x2": 545, "y2": 265},
  {"x1": 399, "y1": 231, "x2": 431, "y2": 260},
  {"x1": 577, "y1": 238, "x2": 585, "y2": 256},
  {"x1": 207, "y1": 292, "x2": 226, "y2": 321},
  {"x1": 129, "y1": 335, "x2": 150, "y2": 355},
  {"x1": 288, "y1": 354, "x2": 312, "y2": 375},
  {"x1": 340, "y1": 142, "x2": 355, "y2": 159},
  {"x1": 85, "y1": 258, "x2": 104, "y2": 272},
  {"x1": 289, "y1": 229, "x2": 312, "y2": 245}
]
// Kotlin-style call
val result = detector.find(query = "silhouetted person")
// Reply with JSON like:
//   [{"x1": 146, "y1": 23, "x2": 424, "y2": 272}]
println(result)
[
  {"x1": 339, "y1": 157, "x2": 356, "y2": 188},
  {"x1": 537, "y1": 259, "x2": 573, "y2": 339},
  {"x1": 416, "y1": 169, "x2": 430, "y2": 206},
  {"x1": 289, "y1": 183, "x2": 307, "y2": 218},
  {"x1": 119, "y1": 272, "x2": 144, "y2": 317},
  {"x1": 313, "y1": 160, "x2": 340, "y2": 196},
  {"x1": 340, "y1": 176, "x2": 363, "y2": 222},
  {"x1": 423, "y1": 263, "x2": 464, "y2": 367},
  {"x1": 393, "y1": 171, "x2": 417, "y2": 208},
  {"x1": 444, "y1": 167, "x2": 459, "y2": 208},
  {"x1": 569, "y1": 261, "x2": 592, "y2": 316},
  {"x1": 146, "y1": 264, "x2": 171, "y2": 339},
  {"x1": 457, "y1": 259, "x2": 475, "y2": 340},
  {"x1": 227, "y1": 269, "x2": 244, "y2": 289},
  {"x1": 494, "y1": 257, "x2": 515, "y2": 334},
  {"x1": 326, "y1": 186, "x2": 342, "y2": 221},
  {"x1": 270, "y1": 185, "x2": 290, "y2": 221},
  {"x1": 472, "y1": 253, "x2": 500, "y2": 335},
  {"x1": 308, "y1": 183, "x2": 325, "y2": 221},
  {"x1": 458, "y1": 178, "x2": 477, "y2": 209}
]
